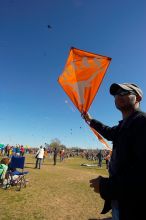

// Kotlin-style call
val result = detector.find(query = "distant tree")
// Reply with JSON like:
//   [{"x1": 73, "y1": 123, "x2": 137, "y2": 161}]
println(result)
[
  {"x1": 49, "y1": 138, "x2": 61, "y2": 150},
  {"x1": 71, "y1": 147, "x2": 79, "y2": 151},
  {"x1": 59, "y1": 144, "x2": 66, "y2": 149}
]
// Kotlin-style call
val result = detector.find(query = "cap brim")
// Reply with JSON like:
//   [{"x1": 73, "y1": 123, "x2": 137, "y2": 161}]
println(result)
[{"x1": 110, "y1": 83, "x2": 132, "y2": 95}]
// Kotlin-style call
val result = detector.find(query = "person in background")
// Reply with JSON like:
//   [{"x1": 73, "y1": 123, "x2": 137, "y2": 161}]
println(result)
[
  {"x1": 15, "y1": 145, "x2": 20, "y2": 156},
  {"x1": 97, "y1": 150, "x2": 103, "y2": 168},
  {"x1": 53, "y1": 147, "x2": 58, "y2": 165},
  {"x1": 104, "y1": 150, "x2": 112, "y2": 170},
  {"x1": 60, "y1": 148, "x2": 65, "y2": 162},
  {"x1": 35, "y1": 146, "x2": 44, "y2": 169},
  {"x1": 82, "y1": 83, "x2": 146, "y2": 220},
  {"x1": 0, "y1": 157, "x2": 10, "y2": 187},
  {"x1": 20, "y1": 145, "x2": 25, "y2": 156},
  {"x1": 43, "y1": 147, "x2": 48, "y2": 163}
]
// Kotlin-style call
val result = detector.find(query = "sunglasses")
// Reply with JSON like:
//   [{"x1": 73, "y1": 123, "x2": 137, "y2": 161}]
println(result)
[{"x1": 115, "y1": 90, "x2": 136, "y2": 96}]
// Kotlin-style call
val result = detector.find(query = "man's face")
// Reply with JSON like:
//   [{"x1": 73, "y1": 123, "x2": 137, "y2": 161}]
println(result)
[{"x1": 114, "y1": 89, "x2": 138, "y2": 111}]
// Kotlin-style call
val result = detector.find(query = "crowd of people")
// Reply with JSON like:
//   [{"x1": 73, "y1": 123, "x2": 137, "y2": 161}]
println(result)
[
  {"x1": 0, "y1": 144, "x2": 110, "y2": 188},
  {"x1": 0, "y1": 144, "x2": 30, "y2": 157}
]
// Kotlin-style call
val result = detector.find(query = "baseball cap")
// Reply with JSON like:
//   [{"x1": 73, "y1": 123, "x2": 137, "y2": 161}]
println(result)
[{"x1": 110, "y1": 83, "x2": 143, "y2": 100}]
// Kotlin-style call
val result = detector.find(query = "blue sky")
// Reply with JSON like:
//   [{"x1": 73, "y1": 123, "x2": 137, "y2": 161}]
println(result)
[{"x1": 0, "y1": 0, "x2": 146, "y2": 149}]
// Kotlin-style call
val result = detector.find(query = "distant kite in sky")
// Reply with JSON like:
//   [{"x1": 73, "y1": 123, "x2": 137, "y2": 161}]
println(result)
[
  {"x1": 48, "y1": 25, "x2": 52, "y2": 29},
  {"x1": 58, "y1": 47, "x2": 112, "y2": 150}
]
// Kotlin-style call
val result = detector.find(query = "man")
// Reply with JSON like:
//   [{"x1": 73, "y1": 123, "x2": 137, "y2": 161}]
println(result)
[
  {"x1": 96, "y1": 150, "x2": 103, "y2": 168},
  {"x1": 82, "y1": 83, "x2": 146, "y2": 220},
  {"x1": 53, "y1": 147, "x2": 58, "y2": 165}
]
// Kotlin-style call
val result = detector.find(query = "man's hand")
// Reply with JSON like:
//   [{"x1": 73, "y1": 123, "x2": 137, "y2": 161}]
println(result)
[
  {"x1": 81, "y1": 111, "x2": 92, "y2": 123},
  {"x1": 89, "y1": 176, "x2": 102, "y2": 193}
]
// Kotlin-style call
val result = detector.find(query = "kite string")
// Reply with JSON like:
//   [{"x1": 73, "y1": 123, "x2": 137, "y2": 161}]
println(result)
[{"x1": 65, "y1": 100, "x2": 76, "y2": 112}]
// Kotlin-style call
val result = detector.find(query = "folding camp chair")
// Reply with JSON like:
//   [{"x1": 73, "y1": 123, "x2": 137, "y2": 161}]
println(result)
[{"x1": 5, "y1": 156, "x2": 29, "y2": 191}]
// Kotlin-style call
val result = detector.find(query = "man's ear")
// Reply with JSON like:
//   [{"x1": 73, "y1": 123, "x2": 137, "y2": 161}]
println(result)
[{"x1": 136, "y1": 95, "x2": 141, "y2": 102}]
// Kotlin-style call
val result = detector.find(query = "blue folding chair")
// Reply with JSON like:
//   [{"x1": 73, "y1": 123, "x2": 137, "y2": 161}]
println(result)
[{"x1": 5, "y1": 156, "x2": 29, "y2": 191}]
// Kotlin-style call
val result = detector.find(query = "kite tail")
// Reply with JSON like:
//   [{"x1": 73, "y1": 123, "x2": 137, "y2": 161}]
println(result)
[{"x1": 90, "y1": 127, "x2": 112, "y2": 151}]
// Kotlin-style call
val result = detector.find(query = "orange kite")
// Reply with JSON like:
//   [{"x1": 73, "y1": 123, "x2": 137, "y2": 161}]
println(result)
[{"x1": 58, "y1": 47, "x2": 112, "y2": 150}]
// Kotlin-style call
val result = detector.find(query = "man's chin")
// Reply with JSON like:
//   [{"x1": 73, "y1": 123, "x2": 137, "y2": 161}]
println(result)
[{"x1": 115, "y1": 104, "x2": 123, "y2": 110}]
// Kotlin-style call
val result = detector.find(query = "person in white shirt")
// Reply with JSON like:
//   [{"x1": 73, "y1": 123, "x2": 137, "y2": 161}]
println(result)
[{"x1": 34, "y1": 146, "x2": 44, "y2": 169}]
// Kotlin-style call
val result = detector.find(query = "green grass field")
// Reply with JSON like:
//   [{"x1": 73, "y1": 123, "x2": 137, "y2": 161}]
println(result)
[{"x1": 0, "y1": 155, "x2": 112, "y2": 220}]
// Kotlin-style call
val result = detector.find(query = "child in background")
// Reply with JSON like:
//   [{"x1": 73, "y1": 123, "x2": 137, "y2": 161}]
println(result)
[{"x1": 0, "y1": 157, "x2": 10, "y2": 187}]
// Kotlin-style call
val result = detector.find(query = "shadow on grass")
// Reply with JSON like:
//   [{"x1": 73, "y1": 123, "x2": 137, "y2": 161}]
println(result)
[
  {"x1": 26, "y1": 162, "x2": 54, "y2": 166},
  {"x1": 25, "y1": 164, "x2": 55, "y2": 169},
  {"x1": 42, "y1": 163, "x2": 54, "y2": 166},
  {"x1": 24, "y1": 166, "x2": 36, "y2": 169},
  {"x1": 88, "y1": 218, "x2": 112, "y2": 220},
  {"x1": 25, "y1": 162, "x2": 34, "y2": 164}
]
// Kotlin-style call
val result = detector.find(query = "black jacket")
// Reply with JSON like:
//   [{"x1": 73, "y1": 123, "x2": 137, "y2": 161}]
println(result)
[{"x1": 90, "y1": 110, "x2": 146, "y2": 220}]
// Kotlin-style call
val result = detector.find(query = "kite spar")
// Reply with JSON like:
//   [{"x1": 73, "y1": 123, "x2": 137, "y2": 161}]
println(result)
[{"x1": 58, "y1": 47, "x2": 112, "y2": 150}]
